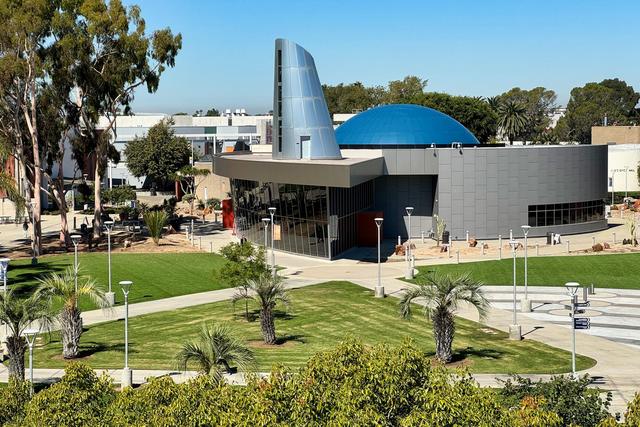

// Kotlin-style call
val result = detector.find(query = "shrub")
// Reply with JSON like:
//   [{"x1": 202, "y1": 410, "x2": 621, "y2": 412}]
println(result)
[
  {"x1": 102, "y1": 186, "x2": 136, "y2": 205},
  {"x1": 0, "y1": 378, "x2": 31, "y2": 425},
  {"x1": 144, "y1": 210, "x2": 168, "y2": 245},
  {"x1": 22, "y1": 363, "x2": 115, "y2": 426},
  {"x1": 498, "y1": 374, "x2": 612, "y2": 427}
]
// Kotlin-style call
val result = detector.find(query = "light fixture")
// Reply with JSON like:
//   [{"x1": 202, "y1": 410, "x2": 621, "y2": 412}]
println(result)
[{"x1": 565, "y1": 282, "x2": 580, "y2": 296}]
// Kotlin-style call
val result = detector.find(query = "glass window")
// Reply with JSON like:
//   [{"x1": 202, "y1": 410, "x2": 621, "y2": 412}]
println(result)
[{"x1": 528, "y1": 199, "x2": 605, "y2": 227}]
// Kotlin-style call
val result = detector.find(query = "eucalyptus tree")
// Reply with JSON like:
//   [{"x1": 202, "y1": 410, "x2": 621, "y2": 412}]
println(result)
[
  {"x1": 399, "y1": 272, "x2": 489, "y2": 363},
  {"x1": 36, "y1": 266, "x2": 111, "y2": 359}
]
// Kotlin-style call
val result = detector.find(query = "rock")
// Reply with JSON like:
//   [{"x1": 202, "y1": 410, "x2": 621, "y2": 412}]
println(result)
[
  {"x1": 592, "y1": 243, "x2": 603, "y2": 252},
  {"x1": 469, "y1": 238, "x2": 478, "y2": 247},
  {"x1": 603, "y1": 242, "x2": 610, "y2": 249},
  {"x1": 394, "y1": 245, "x2": 405, "y2": 256}
]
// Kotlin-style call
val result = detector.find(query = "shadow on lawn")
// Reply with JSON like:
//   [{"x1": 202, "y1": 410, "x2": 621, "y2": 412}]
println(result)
[
  {"x1": 449, "y1": 347, "x2": 503, "y2": 363},
  {"x1": 233, "y1": 309, "x2": 296, "y2": 323},
  {"x1": 75, "y1": 342, "x2": 127, "y2": 358}
]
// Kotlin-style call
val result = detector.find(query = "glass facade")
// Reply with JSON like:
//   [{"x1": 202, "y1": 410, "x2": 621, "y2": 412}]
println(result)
[
  {"x1": 527, "y1": 199, "x2": 605, "y2": 227},
  {"x1": 231, "y1": 179, "x2": 373, "y2": 258}
]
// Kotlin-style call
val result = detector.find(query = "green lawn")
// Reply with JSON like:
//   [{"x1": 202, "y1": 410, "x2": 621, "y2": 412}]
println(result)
[
  {"x1": 34, "y1": 282, "x2": 594, "y2": 374},
  {"x1": 417, "y1": 253, "x2": 640, "y2": 289},
  {"x1": 6, "y1": 253, "x2": 227, "y2": 310}
]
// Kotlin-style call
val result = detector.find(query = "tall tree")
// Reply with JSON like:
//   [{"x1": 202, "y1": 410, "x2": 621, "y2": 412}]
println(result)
[
  {"x1": 497, "y1": 100, "x2": 529, "y2": 145},
  {"x1": 497, "y1": 87, "x2": 557, "y2": 143},
  {"x1": 0, "y1": 0, "x2": 56, "y2": 258},
  {"x1": 124, "y1": 119, "x2": 190, "y2": 192},
  {"x1": 65, "y1": 0, "x2": 182, "y2": 238},
  {"x1": 556, "y1": 78, "x2": 640, "y2": 144},
  {"x1": 238, "y1": 273, "x2": 289, "y2": 345},
  {"x1": 399, "y1": 272, "x2": 488, "y2": 362},
  {"x1": 385, "y1": 75, "x2": 427, "y2": 104},
  {"x1": 322, "y1": 82, "x2": 382, "y2": 116}
]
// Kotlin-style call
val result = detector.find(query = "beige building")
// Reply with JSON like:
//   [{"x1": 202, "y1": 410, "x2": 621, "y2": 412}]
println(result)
[
  {"x1": 193, "y1": 161, "x2": 230, "y2": 202},
  {"x1": 592, "y1": 126, "x2": 640, "y2": 145}
]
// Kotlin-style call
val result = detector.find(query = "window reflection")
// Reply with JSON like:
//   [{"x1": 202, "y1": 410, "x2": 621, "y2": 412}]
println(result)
[{"x1": 527, "y1": 200, "x2": 605, "y2": 227}]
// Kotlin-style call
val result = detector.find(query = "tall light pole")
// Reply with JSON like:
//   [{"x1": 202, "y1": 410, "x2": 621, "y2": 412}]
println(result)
[
  {"x1": 625, "y1": 165, "x2": 629, "y2": 199},
  {"x1": 70, "y1": 235, "x2": 81, "y2": 304},
  {"x1": 262, "y1": 218, "x2": 270, "y2": 265},
  {"x1": 268, "y1": 207, "x2": 276, "y2": 278},
  {"x1": 120, "y1": 280, "x2": 133, "y2": 389},
  {"x1": 23, "y1": 328, "x2": 38, "y2": 396},
  {"x1": 104, "y1": 221, "x2": 115, "y2": 306},
  {"x1": 405, "y1": 206, "x2": 414, "y2": 280},
  {"x1": 508, "y1": 239, "x2": 521, "y2": 340},
  {"x1": 565, "y1": 282, "x2": 580, "y2": 377},
  {"x1": 521, "y1": 225, "x2": 531, "y2": 313},
  {"x1": 375, "y1": 217, "x2": 384, "y2": 298}
]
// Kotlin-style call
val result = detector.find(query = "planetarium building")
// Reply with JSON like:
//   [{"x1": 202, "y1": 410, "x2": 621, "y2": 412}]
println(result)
[{"x1": 215, "y1": 39, "x2": 607, "y2": 259}]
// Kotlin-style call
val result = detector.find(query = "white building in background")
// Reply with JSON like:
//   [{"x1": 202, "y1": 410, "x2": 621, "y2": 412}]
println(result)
[
  {"x1": 607, "y1": 144, "x2": 640, "y2": 195},
  {"x1": 98, "y1": 112, "x2": 272, "y2": 189}
]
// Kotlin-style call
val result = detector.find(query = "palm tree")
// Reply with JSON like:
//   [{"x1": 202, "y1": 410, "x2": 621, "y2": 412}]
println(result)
[
  {"x1": 0, "y1": 171, "x2": 25, "y2": 217},
  {"x1": 234, "y1": 273, "x2": 289, "y2": 345},
  {"x1": 399, "y1": 272, "x2": 489, "y2": 363},
  {"x1": 0, "y1": 290, "x2": 53, "y2": 381},
  {"x1": 35, "y1": 266, "x2": 111, "y2": 359},
  {"x1": 497, "y1": 100, "x2": 528, "y2": 145},
  {"x1": 175, "y1": 322, "x2": 255, "y2": 380}
]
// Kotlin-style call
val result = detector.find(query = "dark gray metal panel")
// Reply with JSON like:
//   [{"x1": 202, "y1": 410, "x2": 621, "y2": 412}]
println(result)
[{"x1": 434, "y1": 145, "x2": 608, "y2": 240}]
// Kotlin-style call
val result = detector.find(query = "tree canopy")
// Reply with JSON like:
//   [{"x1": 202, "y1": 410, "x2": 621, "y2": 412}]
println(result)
[
  {"x1": 556, "y1": 78, "x2": 640, "y2": 143},
  {"x1": 496, "y1": 87, "x2": 557, "y2": 142},
  {"x1": 123, "y1": 119, "x2": 190, "y2": 190}
]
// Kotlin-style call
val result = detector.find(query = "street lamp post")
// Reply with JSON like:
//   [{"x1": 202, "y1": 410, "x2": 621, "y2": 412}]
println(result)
[
  {"x1": 23, "y1": 328, "x2": 38, "y2": 396},
  {"x1": 521, "y1": 225, "x2": 531, "y2": 313},
  {"x1": 268, "y1": 207, "x2": 276, "y2": 278},
  {"x1": 70, "y1": 235, "x2": 81, "y2": 303},
  {"x1": 375, "y1": 218, "x2": 384, "y2": 298},
  {"x1": 0, "y1": 258, "x2": 9, "y2": 348},
  {"x1": 565, "y1": 282, "x2": 580, "y2": 377},
  {"x1": 404, "y1": 207, "x2": 414, "y2": 280},
  {"x1": 508, "y1": 239, "x2": 521, "y2": 340},
  {"x1": 262, "y1": 218, "x2": 270, "y2": 265},
  {"x1": 120, "y1": 280, "x2": 133, "y2": 389},
  {"x1": 104, "y1": 221, "x2": 115, "y2": 306}
]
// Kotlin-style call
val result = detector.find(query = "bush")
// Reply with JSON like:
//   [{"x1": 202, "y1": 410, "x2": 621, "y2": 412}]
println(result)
[
  {"x1": 22, "y1": 363, "x2": 115, "y2": 426},
  {"x1": 0, "y1": 378, "x2": 31, "y2": 425},
  {"x1": 144, "y1": 210, "x2": 168, "y2": 245},
  {"x1": 102, "y1": 186, "x2": 136, "y2": 205},
  {"x1": 498, "y1": 374, "x2": 612, "y2": 427}
]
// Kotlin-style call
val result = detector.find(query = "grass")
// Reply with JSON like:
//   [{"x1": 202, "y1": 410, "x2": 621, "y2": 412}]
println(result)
[
  {"x1": 416, "y1": 253, "x2": 640, "y2": 289},
  {"x1": 34, "y1": 281, "x2": 594, "y2": 374},
  {"x1": 6, "y1": 253, "x2": 227, "y2": 310}
]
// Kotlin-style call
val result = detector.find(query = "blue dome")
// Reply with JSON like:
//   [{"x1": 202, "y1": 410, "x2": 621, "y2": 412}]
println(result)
[{"x1": 335, "y1": 104, "x2": 480, "y2": 147}]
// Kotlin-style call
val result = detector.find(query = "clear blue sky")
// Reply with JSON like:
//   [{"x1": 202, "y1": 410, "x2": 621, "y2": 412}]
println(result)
[{"x1": 125, "y1": 0, "x2": 640, "y2": 115}]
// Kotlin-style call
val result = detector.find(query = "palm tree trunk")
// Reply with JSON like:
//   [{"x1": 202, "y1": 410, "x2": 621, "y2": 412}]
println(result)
[
  {"x1": 6, "y1": 335, "x2": 26, "y2": 381},
  {"x1": 61, "y1": 306, "x2": 83, "y2": 359},
  {"x1": 433, "y1": 310, "x2": 455, "y2": 362},
  {"x1": 260, "y1": 305, "x2": 277, "y2": 345}
]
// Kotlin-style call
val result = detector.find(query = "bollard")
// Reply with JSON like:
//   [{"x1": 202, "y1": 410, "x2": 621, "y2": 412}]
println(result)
[
  {"x1": 589, "y1": 283, "x2": 595, "y2": 295},
  {"x1": 456, "y1": 250, "x2": 460, "y2": 264},
  {"x1": 185, "y1": 227, "x2": 190, "y2": 241},
  {"x1": 613, "y1": 232, "x2": 617, "y2": 244},
  {"x1": 466, "y1": 230, "x2": 469, "y2": 242},
  {"x1": 421, "y1": 231, "x2": 425, "y2": 244},
  {"x1": 535, "y1": 243, "x2": 539, "y2": 256},
  {"x1": 566, "y1": 240, "x2": 570, "y2": 254},
  {"x1": 210, "y1": 241, "x2": 213, "y2": 253},
  {"x1": 398, "y1": 235, "x2": 401, "y2": 246},
  {"x1": 481, "y1": 242, "x2": 485, "y2": 256},
  {"x1": 582, "y1": 286, "x2": 588, "y2": 302},
  {"x1": 498, "y1": 235, "x2": 502, "y2": 260},
  {"x1": 199, "y1": 237, "x2": 202, "y2": 250},
  {"x1": 509, "y1": 229, "x2": 513, "y2": 240},
  {"x1": 592, "y1": 236, "x2": 596, "y2": 246}
]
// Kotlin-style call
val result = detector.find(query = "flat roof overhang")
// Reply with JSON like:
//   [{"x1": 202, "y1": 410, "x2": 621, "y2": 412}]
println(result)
[{"x1": 214, "y1": 152, "x2": 384, "y2": 188}]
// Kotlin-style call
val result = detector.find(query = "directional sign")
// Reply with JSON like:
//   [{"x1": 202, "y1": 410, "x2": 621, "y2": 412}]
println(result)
[
  {"x1": 575, "y1": 302, "x2": 590, "y2": 308},
  {"x1": 573, "y1": 317, "x2": 590, "y2": 329},
  {"x1": 574, "y1": 309, "x2": 586, "y2": 315}
]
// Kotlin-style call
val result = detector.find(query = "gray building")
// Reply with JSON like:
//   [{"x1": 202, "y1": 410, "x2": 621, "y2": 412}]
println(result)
[{"x1": 215, "y1": 40, "x2": 608, "y2": 259}]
